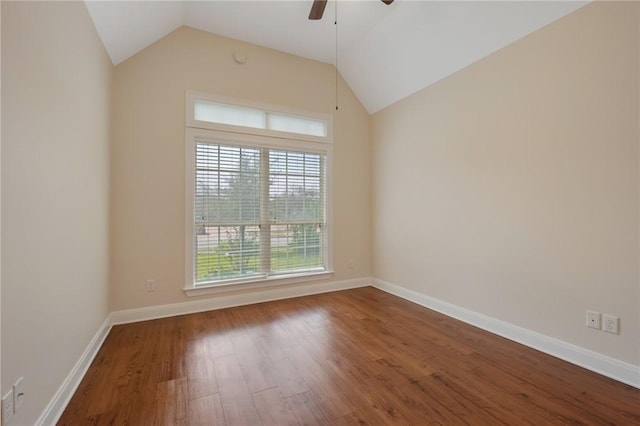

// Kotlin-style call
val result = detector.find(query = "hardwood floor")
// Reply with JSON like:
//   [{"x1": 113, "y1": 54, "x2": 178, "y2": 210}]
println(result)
[{"x1": 58, "y1": 287, "x2": 640, "y2": 425}]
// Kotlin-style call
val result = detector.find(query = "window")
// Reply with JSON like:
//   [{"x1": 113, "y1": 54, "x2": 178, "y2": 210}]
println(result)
[
  {"x1": 185, "y1": 92, "x2": 332, "y2": 295},
  {"x1": 189, "y1": 94, "x2": 329, "y2": 140}
]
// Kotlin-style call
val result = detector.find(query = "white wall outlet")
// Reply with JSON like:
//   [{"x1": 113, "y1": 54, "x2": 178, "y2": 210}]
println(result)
[
  {"x1": 13, "y1": 377, "x2": 24, "y2": 411},
  {"x1": 146, "y1": 279, "x2": 156, "y2": 292},
  {"x1": 586, "y1": 311, "x2": 601, "y2": 329},
  {"x1": 603, "y1": 314, "x2": 619, "y2": 334},
  {"x1": 2, "y1": 389, "x2": 14, "y2": 424}
]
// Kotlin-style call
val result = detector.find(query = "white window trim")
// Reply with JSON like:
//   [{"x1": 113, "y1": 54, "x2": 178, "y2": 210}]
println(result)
[
  {"x1": 184, "y1": 102, "x2": 334, "y2": 297},
  {"x1": 184, "y1": 271, "x2": 335, "y2": 297},
  {"x1": 186, "y1": 90, "x2": 333, "y2": 144}
]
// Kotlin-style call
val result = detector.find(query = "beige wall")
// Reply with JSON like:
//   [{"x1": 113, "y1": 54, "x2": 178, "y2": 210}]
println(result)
[
  {"x1": 372, "y1": 1, "x2": 639, "y2": 365},
  {"x1": 110, "y1": 27, "x2": 371, "y2": 311},
  {"x1": 1, "y1": 2, "x2": 112, "y2": 424}
]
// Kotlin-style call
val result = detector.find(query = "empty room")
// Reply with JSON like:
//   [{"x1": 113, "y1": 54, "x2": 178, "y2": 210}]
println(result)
[{"x1": 1, "y1": 0, "x2": 639, "y2": 424}]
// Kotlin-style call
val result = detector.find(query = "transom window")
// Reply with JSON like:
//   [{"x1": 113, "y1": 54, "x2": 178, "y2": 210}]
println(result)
[
  {"x1": 185, "y1": 92, "x2": 332, "y2": 294},
  {"x1": 194, "y1": 99, "x2": 328, "y2": 138}
]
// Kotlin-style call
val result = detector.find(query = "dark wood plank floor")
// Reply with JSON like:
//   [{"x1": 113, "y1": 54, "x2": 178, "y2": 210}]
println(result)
[{"x1": 59, "y1": 287, "x2": 640, "y2": 425}]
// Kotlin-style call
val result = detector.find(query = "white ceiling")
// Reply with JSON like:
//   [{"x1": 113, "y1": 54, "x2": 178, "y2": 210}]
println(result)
[{"x1": 85, "y1": 0, "x2": 587, "y2": 113}]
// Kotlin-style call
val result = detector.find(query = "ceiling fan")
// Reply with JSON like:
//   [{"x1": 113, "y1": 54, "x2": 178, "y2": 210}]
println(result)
[{"x1": 309, "y1": 0, "x2": 394, "y2": 20}]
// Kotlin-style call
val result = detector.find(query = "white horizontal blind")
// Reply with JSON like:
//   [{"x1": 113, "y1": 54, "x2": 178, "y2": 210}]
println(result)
[
  {"x1": 193, "y1": 99, "x2": 327, "y2": 138},
  {"x1": 267, "y1": 112, "x2": 326, "y2": 137},
  {"x1": 194, "y1": 141, "x2": 326, "y2": 285},
  {"x1": 194, "y1": 100, "x2": 266, "y2": 130},
  {"x1": 195, "y1": 144, "x2": 262, "y2": 283},
  {"x1": 269, "y1": 150, "x2": 325, "y2": 273}
]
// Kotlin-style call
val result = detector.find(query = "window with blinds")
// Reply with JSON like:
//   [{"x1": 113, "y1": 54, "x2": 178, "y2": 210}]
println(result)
[
  {"x1": 185, "y1": 92, "x2": 332, "y2": 292},
  {"x1": 194, "y1": 142, "x2": 326, "y2": 285}
]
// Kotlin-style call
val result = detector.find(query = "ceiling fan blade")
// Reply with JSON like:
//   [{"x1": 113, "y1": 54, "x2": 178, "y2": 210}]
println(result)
[
  {"x1": 309, "y1": 0, "x2": 327, "y2": 20},
  {"x1": 381, "y1": 0, "x2": 394, "y2": 4}
]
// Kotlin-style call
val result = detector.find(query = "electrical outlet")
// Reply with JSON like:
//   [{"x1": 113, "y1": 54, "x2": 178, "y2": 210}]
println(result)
[
  {"x1": 603, "y1": 314, "x2": 619, "y2": 334},
  {"x1": 586, "y1": 311, "x2": 601, "y2": 329},
  {"x1": 146, "y1": 279, "x2": 156, "y2": 292},
  {"x1": 13, "y1": 377, "x2": 24, "y2": 411},
  {"x1": 2, "y1": 389, "x2": 14, "y2": 425}
]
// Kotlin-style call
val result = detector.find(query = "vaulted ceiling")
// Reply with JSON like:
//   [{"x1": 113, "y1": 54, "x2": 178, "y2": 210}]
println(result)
[{"x1": 85, "y1": 0, "x2": 587, "y2": 113}]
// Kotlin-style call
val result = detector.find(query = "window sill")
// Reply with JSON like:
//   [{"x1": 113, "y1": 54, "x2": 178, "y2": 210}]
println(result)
[{"x1": 183, "y1": 270, "x2": 334, "y2": 297}]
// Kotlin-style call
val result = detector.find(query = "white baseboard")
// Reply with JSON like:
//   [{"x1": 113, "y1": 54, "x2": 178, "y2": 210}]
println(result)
[
  {"x1": 36, "y1": 314, "x2": 113, "y2": 426},
  {"x1": 112, "y1": 277, "x2": 371, "y2": 325},
  {"x1": 371, "y1": 278, "x2": 640, "y2": 389}
]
